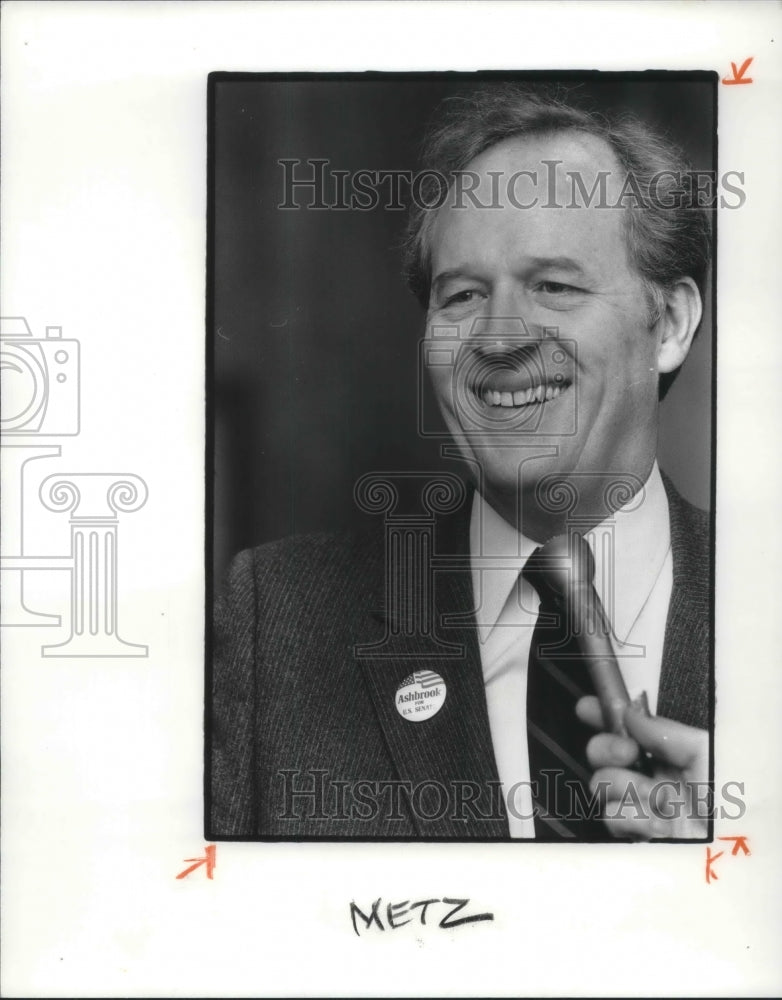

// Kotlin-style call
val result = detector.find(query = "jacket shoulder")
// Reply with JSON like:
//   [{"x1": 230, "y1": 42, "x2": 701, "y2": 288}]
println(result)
[
  {"x1": 218, "y1": 526, "x2": 383, "y2": 617},
  {"x1": 232, "y1": 525, "x2": 381, "y2": 577}
]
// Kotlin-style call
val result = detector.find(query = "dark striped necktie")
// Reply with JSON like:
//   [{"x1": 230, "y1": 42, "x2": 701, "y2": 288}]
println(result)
[{"x1": 523, "y1": 544, "x2": 611, "y2": 842}]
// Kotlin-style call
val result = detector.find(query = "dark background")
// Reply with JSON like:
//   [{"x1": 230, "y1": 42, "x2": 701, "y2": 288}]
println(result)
[{"x1": 211, "y1": 73, "x2": 715, "y2": 583}]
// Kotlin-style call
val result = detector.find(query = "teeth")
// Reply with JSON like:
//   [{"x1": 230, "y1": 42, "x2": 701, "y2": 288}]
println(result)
[{"x1": 481, "y1": 383, "x2": 566, "y2": 407}]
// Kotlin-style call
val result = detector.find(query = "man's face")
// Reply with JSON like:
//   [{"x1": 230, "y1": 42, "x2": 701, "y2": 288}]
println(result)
[{"x1": 425, "y1": 131, "x2": 667, "y2": 536}]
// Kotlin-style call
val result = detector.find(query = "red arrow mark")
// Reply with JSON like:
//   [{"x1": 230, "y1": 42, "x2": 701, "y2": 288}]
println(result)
[
  {"x1": 718, "y1": 835, "x2": 751, "y2": 856},
  {"x1": 705, "y1": 846, "x2": 724, "y2": 883},
  {"x1": 722, "y1": 57, "x2": 753, "y2": 85},
  {"x1": 176, "y1": 843, "x2": 216, "y2": 880}
]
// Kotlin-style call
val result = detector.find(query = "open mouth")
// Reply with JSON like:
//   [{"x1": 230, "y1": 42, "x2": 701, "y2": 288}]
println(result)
[
  {"x1": 477, "y1": 378, "x2": 571, "y2": 408},
  {"x1": 470, "y1": 364, "x2": 573, "y2": 409},
  {"x1": 456, "y1": 345, "x2": 574, "y2": 414}
]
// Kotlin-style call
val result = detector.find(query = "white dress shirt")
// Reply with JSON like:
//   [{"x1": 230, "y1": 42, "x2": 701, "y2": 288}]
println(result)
[{"x1": 469, "y1": 463, "x2": 673, "y2": 837}]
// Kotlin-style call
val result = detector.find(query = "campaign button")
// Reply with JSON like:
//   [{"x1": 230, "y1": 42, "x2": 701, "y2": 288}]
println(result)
[{"x1": 395, "y1": 670, "x2": 447, "y2": 722}]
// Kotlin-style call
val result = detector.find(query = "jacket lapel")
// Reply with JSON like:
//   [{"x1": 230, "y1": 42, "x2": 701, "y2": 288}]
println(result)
[
  {"x1": 658, "y1": 475, "x2": 713, "y2": 730},
  {"x1": 356, "y1": 499, "x2": 508, "y2": 837}
]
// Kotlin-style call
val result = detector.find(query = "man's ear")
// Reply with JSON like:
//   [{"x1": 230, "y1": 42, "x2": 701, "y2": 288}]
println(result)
[{"x1": 656, "y1": 276, "x2": 703, "y2": 374}]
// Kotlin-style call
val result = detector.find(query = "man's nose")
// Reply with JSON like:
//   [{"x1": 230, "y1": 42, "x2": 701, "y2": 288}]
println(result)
[{"x1": 467, "y1": 314, "x2": 545, "y2": 354}]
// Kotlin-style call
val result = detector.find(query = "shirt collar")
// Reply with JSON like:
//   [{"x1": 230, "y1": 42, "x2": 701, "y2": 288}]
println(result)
[
  {"x1": 469, "y1": 492, "x2": 539, "y2": 645},
  {"x1": 469, "y1": 462, "x2": 671, "y2": 643}
]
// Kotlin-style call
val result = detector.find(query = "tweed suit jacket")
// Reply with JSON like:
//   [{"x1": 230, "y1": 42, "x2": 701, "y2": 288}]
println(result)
[{"x1": 209, "y1": 476, "x2": 712, "y2": 839}]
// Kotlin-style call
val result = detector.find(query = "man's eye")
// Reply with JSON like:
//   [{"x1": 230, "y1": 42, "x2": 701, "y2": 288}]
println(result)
[
  {"x1": 443, "y1": 289, "x2": 480, "y2": 306},
  {"x1": 537, "y1": 281, "x2": 579, "y2": 294}
]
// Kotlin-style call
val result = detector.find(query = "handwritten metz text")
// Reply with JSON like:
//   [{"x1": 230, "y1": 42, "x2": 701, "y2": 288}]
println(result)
[{"x1": 350, "y1": 896, "x2": 493, "y2": 936}]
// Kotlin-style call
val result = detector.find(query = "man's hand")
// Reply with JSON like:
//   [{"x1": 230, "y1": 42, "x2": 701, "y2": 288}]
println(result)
[{"x1": 575, "y1": 696, "x2": 710, "y2": 840}]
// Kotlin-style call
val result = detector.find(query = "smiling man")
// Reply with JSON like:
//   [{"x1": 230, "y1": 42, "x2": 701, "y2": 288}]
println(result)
[
  {"x1": 210, "y1": 85, "x2": 713, "y2": 841},
  {"x1": 421, "y1": 131, "x2": 700, "y2": 540}
]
